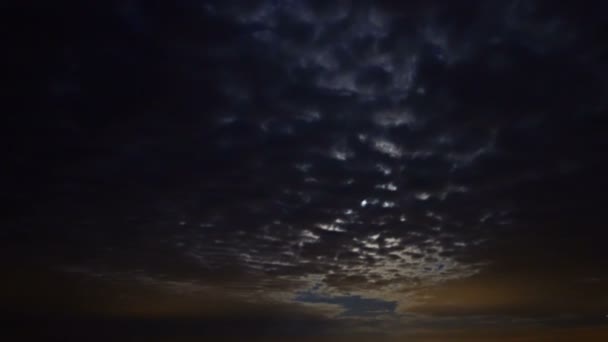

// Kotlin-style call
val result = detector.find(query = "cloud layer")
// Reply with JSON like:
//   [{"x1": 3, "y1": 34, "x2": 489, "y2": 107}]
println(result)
[{"x1": 4, "y1": 0, "x2": 608, "y2": 338}]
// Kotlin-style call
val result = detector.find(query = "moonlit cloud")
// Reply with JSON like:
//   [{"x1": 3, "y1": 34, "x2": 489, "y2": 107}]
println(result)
[{"x1": 9, "y1": 0, "x2": 608, "y2": 340}]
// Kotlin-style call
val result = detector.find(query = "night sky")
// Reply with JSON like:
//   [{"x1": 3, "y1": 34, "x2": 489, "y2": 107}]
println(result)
[{"x1": 4, "y1": 1, "x2": 608, "y2": 341}]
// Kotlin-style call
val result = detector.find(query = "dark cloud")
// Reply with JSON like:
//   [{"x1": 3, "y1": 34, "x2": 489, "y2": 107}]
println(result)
[{"x1": 3, "y1": 0, "x2": 608, "y2": 340}]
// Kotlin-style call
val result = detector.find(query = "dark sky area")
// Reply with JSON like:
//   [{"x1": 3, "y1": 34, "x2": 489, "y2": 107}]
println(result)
[{"x1": 3, "y1": 1, "x2": 608, "y2": 341}]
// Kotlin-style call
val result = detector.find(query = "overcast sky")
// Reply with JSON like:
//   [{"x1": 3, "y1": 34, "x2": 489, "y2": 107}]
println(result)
[{"x1": 3, "y1": 1, "x2": 608, "y2": 340}]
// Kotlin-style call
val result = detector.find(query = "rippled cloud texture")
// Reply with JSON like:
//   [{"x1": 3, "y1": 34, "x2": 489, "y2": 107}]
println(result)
[{"x1": 4, "y1": 0, "x2": 608, "y2": 340}]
